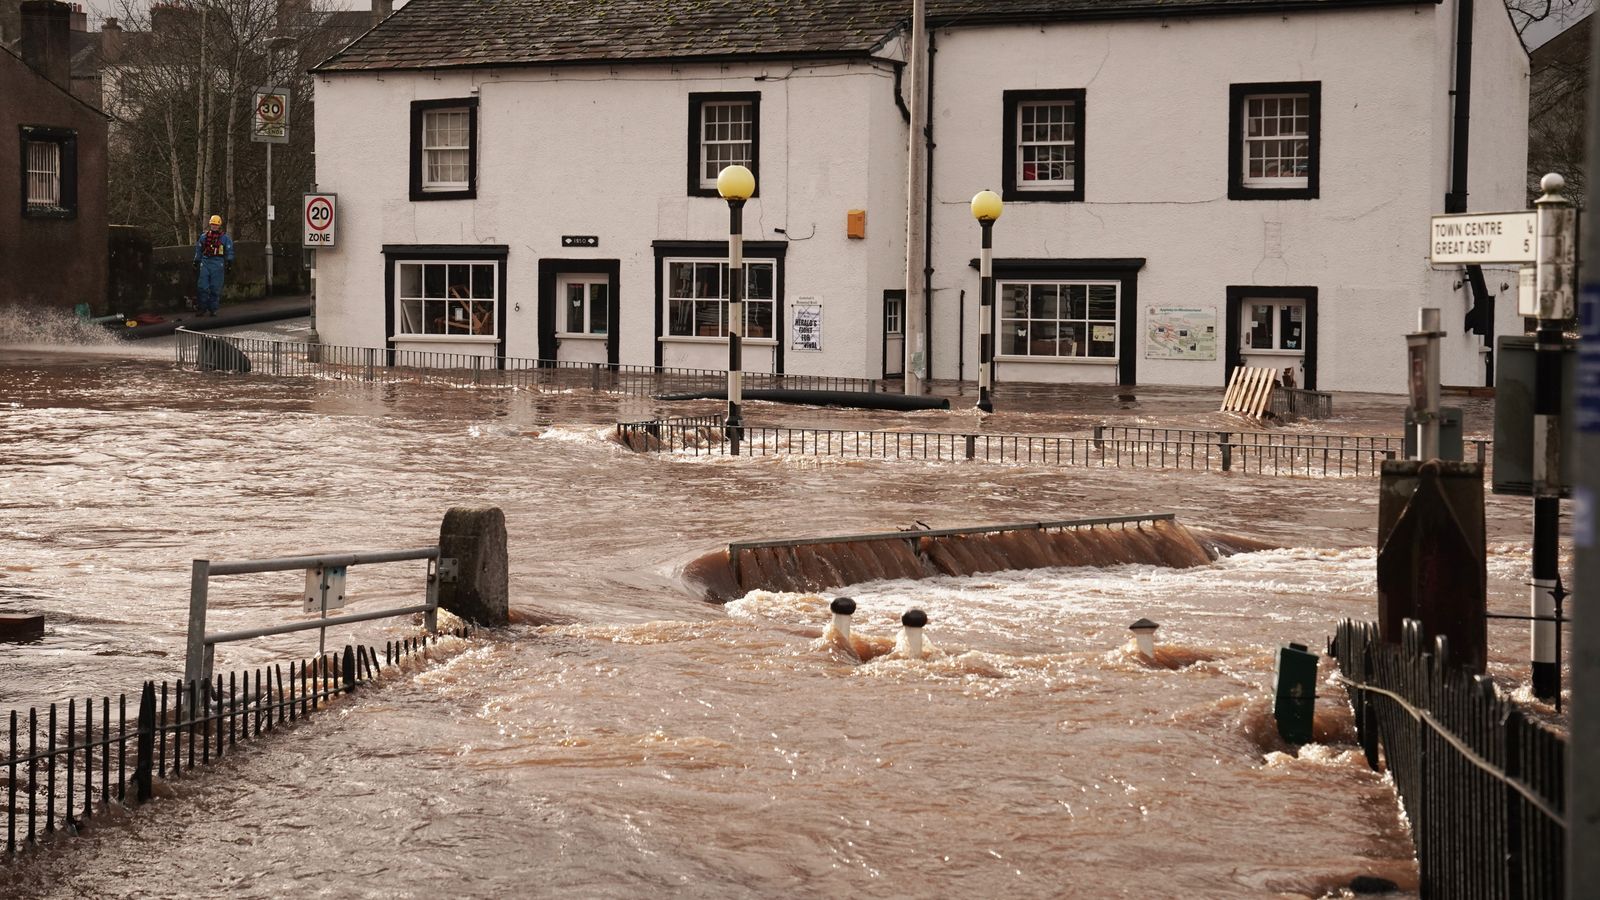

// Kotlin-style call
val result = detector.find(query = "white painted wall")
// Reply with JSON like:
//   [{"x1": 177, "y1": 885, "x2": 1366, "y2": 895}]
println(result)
[
  {"x1": 313, "y1": 57, "x2": 904, "y2": 376},
  {"x1": 927, "y1": 4, "x2": 1529, "y2": 392}
]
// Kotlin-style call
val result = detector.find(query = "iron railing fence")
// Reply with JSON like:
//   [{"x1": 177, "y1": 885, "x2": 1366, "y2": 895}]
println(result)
[
  {"x1": 1095, "y1": 425, "x2": 1493, "y2": 473},
  {"x1": 1331, "y1": 619, "x2": 1566, "y2": 900},
  {"x1": 615, "y1": 418, "x2": 1408, "y2": 477},
  {"x1": 174, "y1": 329, "x2": 879, "y2": 397},
  {"x1": 4, "y1": 629, "x2": 467, "y2": 862}
]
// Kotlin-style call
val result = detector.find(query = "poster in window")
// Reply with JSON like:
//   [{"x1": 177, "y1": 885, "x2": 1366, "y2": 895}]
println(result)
[
  {"x1": 1145, "y1": 306, "x2": 1218, "y2": 360},
  {"x1": 792, "y1": 298, "x2": 822, "y2": 351}
]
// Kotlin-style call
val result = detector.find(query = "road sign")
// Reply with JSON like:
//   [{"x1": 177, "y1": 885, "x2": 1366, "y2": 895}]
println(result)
[
  {"x1": 252, "y1": 89, "x2": 290, "y2": 144},
  {"x1": 1430, "y1": 211, "x2": 1535, "y2": 265},
  {"x1": 303, "y1": 193, "x2": 336, "y2": 248}
]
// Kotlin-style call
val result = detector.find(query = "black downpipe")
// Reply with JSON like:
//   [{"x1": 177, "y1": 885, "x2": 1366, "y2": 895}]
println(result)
[
  {"x1": 958, "y1": 288, "x2": 966, "y2": 381},
  {"x1": 923, "y1": 28, "x2": 937, "y2": 381},
  {"x1": 893, "y1": 63, "x2": 911, "y2": 124},
  {"x1": 1450, "y1": 0, "x2": 1495, "y2": 385}
]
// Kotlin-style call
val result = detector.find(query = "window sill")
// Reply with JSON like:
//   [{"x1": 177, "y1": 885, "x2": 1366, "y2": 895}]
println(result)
[
  {"x1": 390, "y1": 333, "x2": 500, "y2": 343},
  {"x1": 997, "y1": 355, "x2": 1117, "y2": 365},
  {"x1": 557, "y1": 332, "x2": 609, "y2": 341},
  {"x1": 660, "y1": 335, "x2": 777, "y2": 345},
  {"x1": 1002, "y1": 187, "x2": 1083, "y2": 203},
  {"x1": 22, "y1": 206, "x2": 77, "y2": 220},
  {"x1": 1240, "y1": 347, "x2": 1304, "y2": 355}
]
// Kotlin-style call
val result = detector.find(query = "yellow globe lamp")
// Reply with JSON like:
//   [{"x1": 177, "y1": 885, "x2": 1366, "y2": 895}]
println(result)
[
  {"x1": 971, "y1": 189, "x2": 1003, "y2": 223},
  {"x1": 717, "y1": 164, "x2": 756, "y2": 201}
]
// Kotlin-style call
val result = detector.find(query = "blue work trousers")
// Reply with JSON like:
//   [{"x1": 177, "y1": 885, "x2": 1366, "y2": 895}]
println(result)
[{"x1": 197, "y1": 259, "x2": 226, "y2": 312}]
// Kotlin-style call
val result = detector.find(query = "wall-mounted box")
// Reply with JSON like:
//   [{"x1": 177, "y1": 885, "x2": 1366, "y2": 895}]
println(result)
[{"x1": 846, "y1": 209, "x2": 866, "y2": 240}]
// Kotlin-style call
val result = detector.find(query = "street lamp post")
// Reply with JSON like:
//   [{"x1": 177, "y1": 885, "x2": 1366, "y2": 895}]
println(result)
[
  {"x1": 717, "y1": 164, "x2": 756, "y2": 455},
  {"x1": 971, "y1": 190, "x2": 1003, "y2": 413}
]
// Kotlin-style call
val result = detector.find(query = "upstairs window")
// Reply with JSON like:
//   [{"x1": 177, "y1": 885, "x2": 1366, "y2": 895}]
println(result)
[
  {"x1": 19, "y1": 126, "x2": 77, "y2": 218},
  {"x1": 1229, "y1": 82, "x2": 1320, "y2": 200},
  {"x1": 688, "y1": 92, "x2": 760, "y2": 197},
  {"x1": 1002, "y1": 89, "x2": 1085, "y2": 202},
  {"x1": 409, "y1": 98, "x2": 478, "y2": 201},
  {"x1": 26, "y1": 141, "x2": 59, "y2": 206}
]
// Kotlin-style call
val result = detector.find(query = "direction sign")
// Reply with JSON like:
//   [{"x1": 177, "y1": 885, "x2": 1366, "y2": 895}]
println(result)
[
  {"x1": 1430, "y1": 211, "x2": 1535, "y2": 265},
  {"x1": 252, "y1": 89, "x2": 290, "y2": 144},
  {"x1": 303, "y1": 193, "x2": 336, "y2": 248}
]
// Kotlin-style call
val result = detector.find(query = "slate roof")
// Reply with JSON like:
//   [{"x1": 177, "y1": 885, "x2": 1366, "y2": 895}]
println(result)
[{"x1": 313, "y1": 0, "x2": 1436, "y2": 73}]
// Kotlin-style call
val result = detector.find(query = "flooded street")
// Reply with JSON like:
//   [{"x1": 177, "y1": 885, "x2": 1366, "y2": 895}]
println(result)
[{"x1": 0, "y1": 332, "x2": 1564, "y2": 898}]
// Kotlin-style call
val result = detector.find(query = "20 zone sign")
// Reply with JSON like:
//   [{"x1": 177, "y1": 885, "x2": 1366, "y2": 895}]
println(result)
[{"x1": 303, "y1": 193, "x2": 337, "y2": 248}]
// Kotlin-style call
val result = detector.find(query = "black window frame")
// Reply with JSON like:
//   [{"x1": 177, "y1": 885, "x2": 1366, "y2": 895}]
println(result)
[
  {"x1": 687, "y1": 92, "x2": 761, "y2": 198},
  {"x1": 1224, "y1": 285, "x2": 1319, "y2": 390},
  {"x1": 18, "y1": 125, "x2": 78, "y2": 220},
  {"x1": 969, "y1": 257, "x2": 1145, "y2": 385},
  {"x1": 1001, "y1": 89, "x2": 1086, "y2": 203},
  {"x1": 1228, "y1": 81, "x2": 1320, "y2": 201},
  {"x1": 382, "y1": 244, "x2": 509, "y2": 358},
  {"x1": 409, "y1": 98, "x2": 479, "y2": 202},
  {"x1": 652, "y1": 240, "x2": 786, "y2": 370}
]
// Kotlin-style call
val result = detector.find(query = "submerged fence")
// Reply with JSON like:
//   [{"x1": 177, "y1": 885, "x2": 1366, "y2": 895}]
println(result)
[
  {"x1": 174, "y1": 329, "x2": 878, "y2": 397},
  {"x1": 1331, "y1": 619, "x2": 1566, "y2": 899},
  {"x1": 4, "y1": 629, "x2": 467, "y2": 862},
  {"x1": 617, "y1": 416, "x2": 1431, "y2": 478}
]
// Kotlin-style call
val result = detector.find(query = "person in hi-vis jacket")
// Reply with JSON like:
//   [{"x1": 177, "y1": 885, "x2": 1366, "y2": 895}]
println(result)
[{"x1": 192, "y1": 214, "x2": 234, "y2": 316}]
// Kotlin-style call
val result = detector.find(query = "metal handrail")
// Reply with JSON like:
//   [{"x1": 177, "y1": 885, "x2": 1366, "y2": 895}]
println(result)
[
  {"x1": 184, "y1": 546, "x2": 445, "y2": 692},
  {"x1": 727, "y1": 512, "x2": 1175, "y2": 553}
]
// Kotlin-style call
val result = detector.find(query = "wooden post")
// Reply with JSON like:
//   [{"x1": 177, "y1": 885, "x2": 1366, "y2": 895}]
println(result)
[{"x1": 134, "y1": 682, "x2": 154, "y2": 802}]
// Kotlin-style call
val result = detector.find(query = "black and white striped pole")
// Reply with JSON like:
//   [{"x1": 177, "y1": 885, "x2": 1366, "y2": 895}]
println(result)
[
  {"x1": 718, "y1": 164, "x2": 756, "y2": 455},
  {"x1": 1531, "y1": 172, "x2": 1575, "y2": 702},
  {"x1": 971, "y1": 190, "x2": 1003, "y2": 413}
]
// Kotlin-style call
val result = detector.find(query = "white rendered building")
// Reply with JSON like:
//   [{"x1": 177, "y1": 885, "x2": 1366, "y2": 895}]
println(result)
[{"x1": 309, "y1": 0, "x2": 1529, "y2": 393}]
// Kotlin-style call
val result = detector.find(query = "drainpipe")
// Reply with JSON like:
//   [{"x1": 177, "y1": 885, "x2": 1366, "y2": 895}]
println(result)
[
  {"x1": 1448, "y1": 0, "x2": 1494, "y2": 385},
  {"x1": 923, "y1": 28, "x2": 938, "y2": 383}
]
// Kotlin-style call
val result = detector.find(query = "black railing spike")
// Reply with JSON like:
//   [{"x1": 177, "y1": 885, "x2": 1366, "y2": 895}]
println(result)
[
  {"x1": 65, "y1": 699, "x2": 75, "y2": 828},
  {"x1": 28, "y1": 706, "x2": 37, "y2": 844},
  {"x1": 46, "y1": 703, "x2": 56, "y2": 834}
]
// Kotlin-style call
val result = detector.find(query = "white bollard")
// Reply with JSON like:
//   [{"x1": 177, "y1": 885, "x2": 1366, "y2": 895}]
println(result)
[
  {"x1": 830, "y1": 596, "x2": 856, "y2": 643},
  {"x1": 1129, "y1": 617, "x2": 1159, "y2": 658},
  {"x1": 901, "y1": 608, "x2": 927, "y2": 658}
]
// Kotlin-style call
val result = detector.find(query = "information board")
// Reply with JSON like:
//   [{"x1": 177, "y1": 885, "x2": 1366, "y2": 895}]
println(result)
[{"x1": 1145, "y1": 306, "x2": 1217, "y2": 360}]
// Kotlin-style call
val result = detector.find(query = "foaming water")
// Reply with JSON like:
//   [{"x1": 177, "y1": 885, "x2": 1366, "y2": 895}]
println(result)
[{"x1": 0, "y1": 354, "x2": 1554, "y2": 898}]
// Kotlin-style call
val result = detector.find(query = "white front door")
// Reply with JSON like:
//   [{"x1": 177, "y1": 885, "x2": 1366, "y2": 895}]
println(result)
[
  {"x1": 556, "y1": 274, "x2": 610, "y2": 365},
  {"x1": 1239, "y1": 298, "x2": 1306, "y2": 388},
  {"x1": 883, "y1": 293, "x2": 904, "y2": 377}
]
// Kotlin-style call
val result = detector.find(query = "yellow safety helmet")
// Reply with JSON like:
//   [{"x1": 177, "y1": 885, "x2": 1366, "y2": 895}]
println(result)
[{"x1": 208, "y1": 215, "x2": 222, "y2": 226}]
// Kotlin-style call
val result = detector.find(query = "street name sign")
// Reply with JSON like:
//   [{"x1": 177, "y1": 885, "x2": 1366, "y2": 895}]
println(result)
[
  {"x1": 303, "y1": 193, "x2": 336, "y2": 248},
  {"x1": 1430, "y1": 211, "x2": 1535, "y2": 265}
]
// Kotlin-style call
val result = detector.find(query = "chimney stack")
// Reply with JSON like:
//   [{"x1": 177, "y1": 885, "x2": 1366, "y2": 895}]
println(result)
[
  {"x1": 68, "y1": 1, "x2": 85, "y2": 32},
  {"x1": 20, "y1": 0, "x2": 72, "y2": 91},
  {"x1": 100, "y1": 16, "x2": 121, "y2": 63},
  {"x1": 372, "y1": 0, "x2": 392, "y2": 26}
]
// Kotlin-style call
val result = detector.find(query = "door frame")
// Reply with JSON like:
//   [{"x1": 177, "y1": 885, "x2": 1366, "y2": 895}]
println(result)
[
  {"x1": 1224, "y1": 285, "x2": 1318, "y2": 391},
  {"x1": 882, "y1": 289, "x2": 905, "y2": 378},
  {"x1": 538, "y1": 259, "x2": 620, "y2": 367}
]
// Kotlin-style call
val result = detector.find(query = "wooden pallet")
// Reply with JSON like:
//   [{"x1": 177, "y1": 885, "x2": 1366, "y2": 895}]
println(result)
[{"x1": 1221, "y1": 366, "x2": 1278, "y2": 418}]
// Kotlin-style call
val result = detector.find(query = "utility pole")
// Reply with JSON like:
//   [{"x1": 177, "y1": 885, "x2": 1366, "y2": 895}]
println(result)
[
  {"x1": 902, "y1": 0, "x2": 928, "y2": 395},
  {"x1": 1567, "y1": 30, "x2": 1600, "y2": 892},
  {"x1": 265, "y1": 140, "x2": 274, "y2": 294}
]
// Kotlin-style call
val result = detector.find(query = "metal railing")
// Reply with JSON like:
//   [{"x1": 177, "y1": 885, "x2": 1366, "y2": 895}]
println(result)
[
  {"x1": 1269, "y1": 387, "x2": 1335, "y2": 419},
  {"x1": 174, "y1": 329, "x2": 880, "y2": 397},
  {"x1": 1331, "y1": 619, "x2": 1566, "y2": 899},
  {"x1": 5, "y1": 630, "x2": 467, "y2": 862},
  {"x1": 616, "y1": 417, "x2": 1410, "y2": 478},
  {"x1": 185, "y1": 546, "x2": 448, "y2": 689}
]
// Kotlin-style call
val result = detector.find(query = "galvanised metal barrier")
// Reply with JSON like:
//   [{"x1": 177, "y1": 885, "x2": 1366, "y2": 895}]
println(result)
[
  {"x1": 1095, "y1": 425, "x2": 1493, "y2": 476},
  {"x1": 1331, "y1": 619, "x2": 1566, "y2": 899},
  {"x1": 616, "y1": 417, "x2": 1406, "y2": 477},
  {"x1": 1269, "y1": 387, "x2": 1335, "y2": 419},
  {"x1": 174, "y1": 328, "x2": 879, "y2": 397},
  {"x1": 4, "y1": 629, "x2": 468, "y2": 862}
]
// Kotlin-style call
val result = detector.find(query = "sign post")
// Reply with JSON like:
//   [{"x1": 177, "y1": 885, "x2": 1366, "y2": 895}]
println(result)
[
  {"x1": 1405, "y1": 308, "x2": 1444, "y2": 460},
  {"x1": 252, "y1": 88, "x2": 290, "y2": 295}
]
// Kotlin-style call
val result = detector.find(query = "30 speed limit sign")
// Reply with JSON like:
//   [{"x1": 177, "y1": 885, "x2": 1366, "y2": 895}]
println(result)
[{"x1": 303, "y1": 193, "x2": 337, "y2": 248}]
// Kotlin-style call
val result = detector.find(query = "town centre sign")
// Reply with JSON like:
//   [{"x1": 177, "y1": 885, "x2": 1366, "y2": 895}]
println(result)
[{"x1": 1429, "y1": 211, "x2": 1536, "y2": 265}]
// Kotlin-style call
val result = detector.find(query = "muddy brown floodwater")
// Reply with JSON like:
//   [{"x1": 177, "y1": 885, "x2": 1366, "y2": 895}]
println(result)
[{"x1": 0, "y1": 336, "x2": 1570, "y2": 899}]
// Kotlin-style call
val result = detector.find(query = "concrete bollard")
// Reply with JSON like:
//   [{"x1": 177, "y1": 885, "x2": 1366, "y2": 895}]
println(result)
[
  {"x1": 901, "y1": 608, "x2": 927, "y2": 658},
  {"x1": 1129, "y1": 618, "x2": 1159, "y2": 657},
  {"x1": 437, "y1": 506, "x2": 509, "y2": 626},
  {"x1": 830, "y1": 596, "x2": 856, "y2": 642}
]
